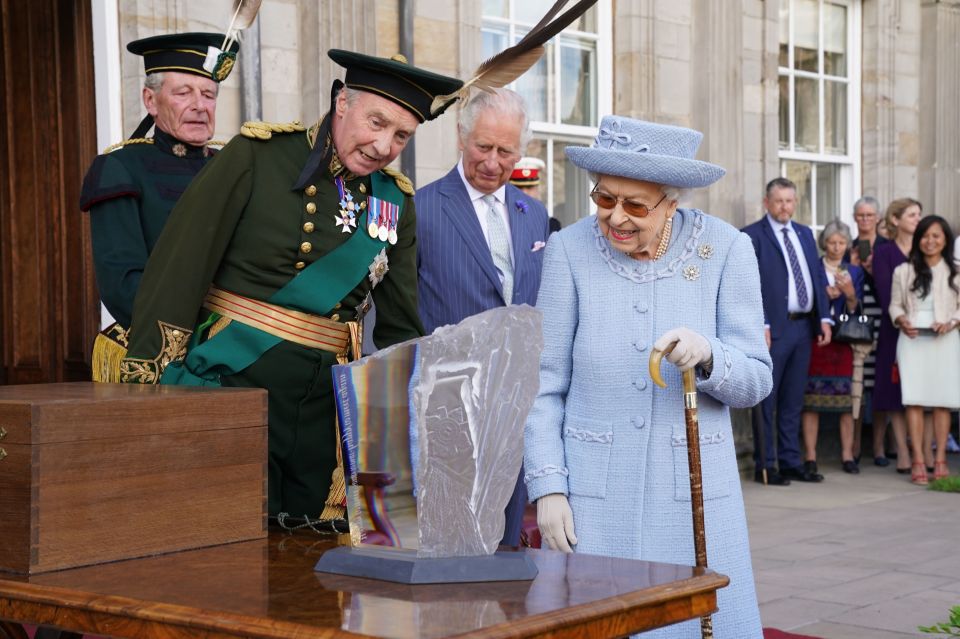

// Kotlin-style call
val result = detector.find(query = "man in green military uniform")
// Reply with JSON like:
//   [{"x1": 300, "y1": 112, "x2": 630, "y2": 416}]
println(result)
[
  {"x1": 80, "y1": 32, "x2": 240, "y2": 381},
  {"x1": 119, "y1": 50, "x2": 463, "y2": 522}
]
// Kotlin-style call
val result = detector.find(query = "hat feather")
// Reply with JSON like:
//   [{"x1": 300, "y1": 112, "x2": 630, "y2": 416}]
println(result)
[
  {"x1": 221, "y1": 0, "x2": 262, "y2": 52},
  {"x1": 430, "y1": 0, "x2": 598, "y2": 115}
]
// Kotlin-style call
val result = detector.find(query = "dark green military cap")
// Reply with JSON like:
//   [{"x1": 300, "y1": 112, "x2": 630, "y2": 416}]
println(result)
[
  {"x1": 328, "y1": 49, "x2": 463, "y2": 123},
  {"x1": 127, "y1": 32, "x2": 240, "y2": 83}
]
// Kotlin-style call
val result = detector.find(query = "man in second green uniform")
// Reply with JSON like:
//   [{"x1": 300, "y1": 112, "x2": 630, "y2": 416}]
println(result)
[
  {"x1": 80, "y1": 32, "x2": 240, "y2": 380},
  {"x1": 120, "y1": 50, "x2": 462, "y2": 521}
]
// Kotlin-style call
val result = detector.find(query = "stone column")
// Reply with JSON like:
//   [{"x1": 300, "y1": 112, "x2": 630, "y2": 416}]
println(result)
[
  {"x1": 298, "y1": 0, "x2": 377, "y2": 126},
  {"x1": 919, "y1": 0, "x2": 960, "y2": 226},
  {"x1": 691, "y1": 0, "x2": 745, "y2": 223},
  {"x1": 861, "y1": 0, "x2": 921, "y2": 209}
]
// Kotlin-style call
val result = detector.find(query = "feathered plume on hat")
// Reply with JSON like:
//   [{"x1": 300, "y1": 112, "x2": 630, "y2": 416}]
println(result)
[{"x1": 429, "y1": 0, "x2": 599, "y2": 117}]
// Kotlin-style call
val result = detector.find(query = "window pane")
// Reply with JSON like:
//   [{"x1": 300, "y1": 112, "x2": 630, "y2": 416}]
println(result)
[
  {"x1": 554, "y1": 142, "x2": 591, "y2": 228},
  {"x1": 515, "y1": 0, "x2": 556, "y2": 26},
  {"x1": 815, "y1": 163, "x2": 841, "y2": 227},
  {"x1": 482, "y1": 0, "x2": 507, "y2": 19},
  {"x1": 560, "y1": 39, "x2": 595, "y2": 126},
  {"x1": 793, "y1": 0, "x2": 819, "y2": 72},
  {"x1": 481, "y1": 24, "x2": 507, "y2": 60},
  {"x1": 515, "y1": 38, "x2": 551, "y2": 123},
  {"x1": 824, "y1": 80, "x2": 847, "y2": 154},
  {"x1": 794, "y1": 76, "x2": 819, "y2": 152},
  {"x1": 779, "y1": 75, "x2": 790, "y2": 150},
  {"x1": 779, "y1": 1, "x2": 789, "y2": 68},
  {"x1": 823, "y1": 2, "x2": 847, "y2": 76},
  {"x1": 783, "y1": 160, "x2": 813, "y2": 227}
]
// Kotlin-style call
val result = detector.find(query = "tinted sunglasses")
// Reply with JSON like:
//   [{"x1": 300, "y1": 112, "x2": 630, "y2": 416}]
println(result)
[{"x1": 590, "y1": 185, "x2": 667, "y2": 218}]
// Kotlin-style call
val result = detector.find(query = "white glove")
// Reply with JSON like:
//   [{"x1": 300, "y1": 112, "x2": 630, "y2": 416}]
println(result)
[
  {"x1": 653, "y1": 327, "x2": 712, "y2": 372},
  {"x1": 537, "y1": 493, "x2": 577, "y2": 552}
]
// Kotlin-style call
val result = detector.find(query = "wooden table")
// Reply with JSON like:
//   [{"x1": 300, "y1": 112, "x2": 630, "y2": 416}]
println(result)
[{"x1": 0, "y1": 531, "x2": 727, "y2": 639}]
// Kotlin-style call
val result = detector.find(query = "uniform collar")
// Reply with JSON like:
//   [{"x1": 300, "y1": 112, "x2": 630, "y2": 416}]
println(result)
[{"x1": 153, "y1": 128, "x2": 209, "y2": 159}]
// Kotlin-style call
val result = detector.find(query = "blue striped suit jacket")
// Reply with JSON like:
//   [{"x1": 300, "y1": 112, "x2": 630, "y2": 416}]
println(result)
[{"x1": 416, "y1": 167, "x2": 550, "y2": 334}]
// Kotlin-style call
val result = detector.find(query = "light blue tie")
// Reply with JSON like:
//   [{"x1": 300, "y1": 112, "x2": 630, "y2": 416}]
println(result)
[{"x1": 482, "y1": 194, "x2": 513, "y2": 304}]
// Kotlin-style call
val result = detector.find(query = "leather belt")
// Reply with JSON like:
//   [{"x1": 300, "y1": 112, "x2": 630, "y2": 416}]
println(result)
[
  {"x1": 202, "y1": 287, "x2": 350, "y2": 355},
  {"x1": 787, "y1": 311, "x2": 813, "y2": 321}
]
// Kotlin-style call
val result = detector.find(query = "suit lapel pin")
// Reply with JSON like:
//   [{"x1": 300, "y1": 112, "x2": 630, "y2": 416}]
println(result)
[
  {"x1": 515, "y1": 200, "x2": 528, "y2": 214},
  {"x1": 697, "y1": 243, "x2": 714, "y2": 260}
]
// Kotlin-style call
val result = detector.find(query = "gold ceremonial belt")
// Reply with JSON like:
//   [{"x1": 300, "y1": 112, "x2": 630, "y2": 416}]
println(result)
[{"x1": 202, "y1": 287, "x2": 350, "y2": 356}]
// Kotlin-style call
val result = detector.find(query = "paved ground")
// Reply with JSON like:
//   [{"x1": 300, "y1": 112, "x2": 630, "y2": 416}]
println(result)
[{"x1": 744, "y1": 458, "x2": 960, "y2": 637}]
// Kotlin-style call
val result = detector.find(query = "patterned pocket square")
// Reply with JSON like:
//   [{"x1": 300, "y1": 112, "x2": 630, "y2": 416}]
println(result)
[{"x1": 531, "y1": 241, "x2": 546, "y2": 252}]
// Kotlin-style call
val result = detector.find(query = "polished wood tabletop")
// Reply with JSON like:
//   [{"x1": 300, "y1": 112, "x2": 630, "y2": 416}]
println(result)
[{"x1": 0, "y1": 531, "x2": 727, "y2": 639}]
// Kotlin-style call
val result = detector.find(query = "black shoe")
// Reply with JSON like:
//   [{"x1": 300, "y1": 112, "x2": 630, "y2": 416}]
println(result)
[
  {"x1": 842, "y1": 460, "x2": 860, "y2": 474},
  {"x1": 874, "y1": 456, "x2": 890, "y2": 467},
  {"x1": 781, "y1": 463, "x2": 824, "y2": 483},
  {"x1": 755, "y1": 469, "x2": 791, "y2": 485}
]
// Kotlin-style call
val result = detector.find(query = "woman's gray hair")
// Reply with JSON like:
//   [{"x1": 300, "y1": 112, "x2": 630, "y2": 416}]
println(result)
[
  {"x1": 458, "y1": 88, "x2": 531, "y2": 151},
  {"x1": 144, "y1": 72, "x2": 164, "y2": 92},
  {"x1": 818, "y1": 218, "x2": 852, "y2": 251}
]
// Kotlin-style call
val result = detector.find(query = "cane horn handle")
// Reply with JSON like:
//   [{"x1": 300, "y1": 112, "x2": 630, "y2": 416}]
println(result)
[{"x1": 648, "y1": 340, "x2": 678, "y2": 389}]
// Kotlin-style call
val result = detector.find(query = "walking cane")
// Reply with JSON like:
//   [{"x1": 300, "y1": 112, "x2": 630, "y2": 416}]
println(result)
[{"x1": 649, "y1": 342, "x2": 714, "y2": 639}]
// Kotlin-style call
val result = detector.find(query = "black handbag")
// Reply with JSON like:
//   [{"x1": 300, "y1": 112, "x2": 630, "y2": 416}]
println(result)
[{"x1": 833, "y1": 303, "x2": 874, "y2": 344}]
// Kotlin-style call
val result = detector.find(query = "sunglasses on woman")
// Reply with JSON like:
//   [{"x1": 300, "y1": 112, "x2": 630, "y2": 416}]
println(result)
[{"x1": 590, "y1": 185, "x2": 667, "y2": 218}]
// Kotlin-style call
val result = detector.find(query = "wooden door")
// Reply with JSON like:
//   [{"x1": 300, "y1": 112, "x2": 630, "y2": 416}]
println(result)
[{"x1": 0, "y1": 0, "x2": 100, "y2": 384}]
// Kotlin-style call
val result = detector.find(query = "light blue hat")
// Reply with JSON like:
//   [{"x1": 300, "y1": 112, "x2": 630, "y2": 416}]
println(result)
[{"x1": 566, "y1": 116, "x2": 725, "y2": 188}]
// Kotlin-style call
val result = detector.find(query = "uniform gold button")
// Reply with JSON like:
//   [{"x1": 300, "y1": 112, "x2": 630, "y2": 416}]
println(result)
[
  {"x1": 334, "y1": 303, "x2": 342, "y2": 309},
  {"x1": 305, "y1": 185, "x2": 317, "y2": 197},
  {"x1": 172, "y1": 330, "x2": 182, "y2": 338},
  {"x1": 358, "y1": 184, "x2": 367, "y2": 194},
  {"x1": 305, "y1": 202, "x2": 317, "y2": 214},
  {"x1": 330, "y1": 314, "x2": 340, "y2": 322},
  {"x1": 295, "y1": 261, "x2": 306, "y2": 270},
  {"x1": 303, "y1": 222, "x2": 315, "y2": 233},
  {"x1": 300, "y1": 242, "x2": 313, "y2": 253}
]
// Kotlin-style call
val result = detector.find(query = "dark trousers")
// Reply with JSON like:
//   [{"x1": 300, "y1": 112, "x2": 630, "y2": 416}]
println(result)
[
  {"x1": 500, "y1": 470, "x2": 527, "y2": 546},
  {"x1": 756, "y1": 317, "x2": 814, "y2": 471},
  {"x1": 222, "y1": 341, "x2": 338, "y2": 517}
]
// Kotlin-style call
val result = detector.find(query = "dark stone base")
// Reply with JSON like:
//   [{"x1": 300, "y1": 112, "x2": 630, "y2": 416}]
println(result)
[{"x1": 314, "y1": 545, "x2": 538, "y2": 584}]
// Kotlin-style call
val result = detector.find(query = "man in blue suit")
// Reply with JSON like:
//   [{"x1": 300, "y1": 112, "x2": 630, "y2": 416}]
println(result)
[
  {"x1": 743, "y1": 177, "x2": 832, "y2": 486},
  {"x1": 416, "y1": 88, "x2": 550, "y2": 545}
]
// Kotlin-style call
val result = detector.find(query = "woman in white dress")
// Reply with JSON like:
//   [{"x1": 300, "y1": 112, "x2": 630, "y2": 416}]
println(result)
[{"x1": 889, "y1": 215, "x2": 960, "y2": 485}]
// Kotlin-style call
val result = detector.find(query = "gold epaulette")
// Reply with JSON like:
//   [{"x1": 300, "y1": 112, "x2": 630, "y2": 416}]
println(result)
[
  {"x1": 240, "y1": 120, "x2": 306, "y2": 140},
  {"x1": 207, "y1": 139, "x2": 228, "y2": 148},
  {"x1": 382, "y1": 166, "x2": 414, "y2": 196},
  {"x1": 102, "y1": 138, "x2": 153, "y2": 154}
]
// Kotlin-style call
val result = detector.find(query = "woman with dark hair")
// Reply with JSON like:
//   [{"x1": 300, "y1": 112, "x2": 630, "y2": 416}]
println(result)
[
  {"x1": 872, "y1": 198, "x2": 922, "y2": 473},
  {"x1": 889, "y1": 215, "x2": 960, "y2": 485}
]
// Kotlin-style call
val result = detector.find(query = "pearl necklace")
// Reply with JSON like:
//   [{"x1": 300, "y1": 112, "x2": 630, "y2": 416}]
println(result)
[{"x1": 653, "y1": 215, "x2": 674, "y2": 260}]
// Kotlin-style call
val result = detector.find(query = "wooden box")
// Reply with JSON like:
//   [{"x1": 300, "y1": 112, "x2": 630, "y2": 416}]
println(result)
[{"x1": 0, "y1": 382, "x2": 268, "y2": 574}]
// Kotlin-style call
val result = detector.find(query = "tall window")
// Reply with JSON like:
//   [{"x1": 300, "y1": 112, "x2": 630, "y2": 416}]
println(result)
[
  {"x1": 482, "y1": 0, "x2": 612, "y2": 227},
  {"x1": 778, "y1": 0, "x2": 860, "y2": 232}
]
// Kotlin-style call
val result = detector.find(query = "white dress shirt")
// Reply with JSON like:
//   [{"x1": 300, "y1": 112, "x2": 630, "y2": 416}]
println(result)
[{"x1": 457, "y1": 159, "x2": 514, "y2": 266}]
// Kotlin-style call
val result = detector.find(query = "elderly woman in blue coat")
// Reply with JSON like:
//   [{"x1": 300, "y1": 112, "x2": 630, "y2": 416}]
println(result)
[{"x1": 524, "y1": 116, "x2": 772, "y2": 638}]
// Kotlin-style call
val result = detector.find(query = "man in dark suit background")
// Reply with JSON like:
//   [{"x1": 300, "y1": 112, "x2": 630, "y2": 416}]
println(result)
[
  {"x1": 415, "y1": 88, "x2": 550, "y2": 545},
  {"x1": 743, "y1": 177, "x2": 832, "y2": 486}
]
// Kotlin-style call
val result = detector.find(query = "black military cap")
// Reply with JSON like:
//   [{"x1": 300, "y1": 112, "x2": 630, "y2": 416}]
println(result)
[
  {"x1": 127, "y1": 32, "x2": 240, "y2": 83},
  {"x1": 328, "y1": 49, "x2": 463, "y2": 123}
]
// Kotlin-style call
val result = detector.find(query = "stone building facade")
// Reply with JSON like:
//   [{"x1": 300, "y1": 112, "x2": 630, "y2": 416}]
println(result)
[{"x1": 106, "y1": 0, "x2": 957, "y2": 231}]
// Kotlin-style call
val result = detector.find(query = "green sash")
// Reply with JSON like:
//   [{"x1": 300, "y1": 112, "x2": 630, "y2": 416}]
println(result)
[{"x1": 162, "y1": 171, "x2": 402, "y2": 386}]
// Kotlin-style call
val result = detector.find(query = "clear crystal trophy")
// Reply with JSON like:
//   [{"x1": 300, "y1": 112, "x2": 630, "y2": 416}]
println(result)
[{"x1": 315, "y1": 306, "x2": 543, "y2": 583}]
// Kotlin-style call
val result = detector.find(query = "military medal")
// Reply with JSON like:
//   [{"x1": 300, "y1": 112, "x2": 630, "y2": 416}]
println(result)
[
  {"x1": 387, "y1": 206, "x2": 398, "y2": 245},
  {"x1": 366, "y1": 195, "x2": 400, "y2": 243},
  {"x1": 334, "y1": 177, "x2": 357, "y2": 234}
]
